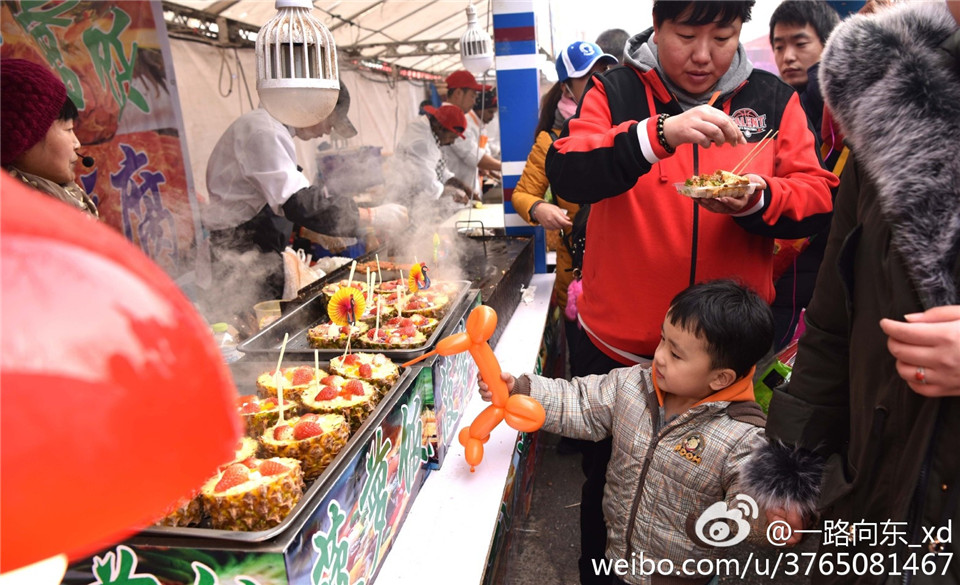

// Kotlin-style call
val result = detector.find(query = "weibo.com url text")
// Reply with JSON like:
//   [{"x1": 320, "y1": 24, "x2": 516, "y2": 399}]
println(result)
[{"x1": 592, "y1": 551, "x2": 954, "y2": 579}]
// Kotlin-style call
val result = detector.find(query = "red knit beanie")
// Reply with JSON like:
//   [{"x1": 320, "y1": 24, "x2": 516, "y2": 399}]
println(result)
[{"x1": 1, "y1": 59, "x2": 67, "y2": 166}]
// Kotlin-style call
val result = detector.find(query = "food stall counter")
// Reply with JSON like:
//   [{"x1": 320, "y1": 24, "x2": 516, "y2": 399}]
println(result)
[{"x1": 377, "y1": 272, "x2": 555, "y2": 583}]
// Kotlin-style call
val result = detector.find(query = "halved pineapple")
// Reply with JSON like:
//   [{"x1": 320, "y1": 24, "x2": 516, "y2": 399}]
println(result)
[
  {"x1": 401, "y1": 291, "x2": 449, "y2": 319},
  {"x1": 255, "y1": 365, "x2": 327, "y2": 404},
  {"x1": 358, "y1": 325, "x2": 426, "y2": 350},
  {"x1": 300, "y1": 376, "x2": 380, "y2": 432},
  {"x1": 306, "y1": 321, "x2": 369, "y2": 349},
  {"x1": 154, "y1": 492, "x2": 202, "y2": 527},
  {"x1": 358, "y1": 300, "x2": 398, "y2": 325},
  {"x1": 218, "y1": 436, "x2": 259, "y2": 470},
  {"x1": 238, "y1": 394, "x2": 300, "y2": 438},
  {"x1": 385, "y1": 314, "x2": 439, "y2": 337},
  {"x1": 200, "y1": 457, "x2": 304, "y2": 531},
  {"x1": 260, "y1": 414, "x2": 350, "y2": 480},
  {"x1": 329, "y1": 352, "x2": 399, "y2": 393}
]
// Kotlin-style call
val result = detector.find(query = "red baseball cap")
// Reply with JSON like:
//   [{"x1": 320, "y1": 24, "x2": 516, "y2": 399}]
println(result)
[
  {"x1": 423, "y1": 104, "x2": 466, "y2": 138},
  {"x1": 445, "y1": 69, "x2": 491, "y2": 92}
]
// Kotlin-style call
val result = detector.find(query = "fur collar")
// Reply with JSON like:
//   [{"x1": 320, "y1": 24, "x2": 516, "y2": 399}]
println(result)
[{"x1": 820, "y1": 3, "x2": 960, "y2": 308}]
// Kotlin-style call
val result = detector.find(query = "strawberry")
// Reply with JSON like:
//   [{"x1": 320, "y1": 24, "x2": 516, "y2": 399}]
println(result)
[
  {"x1": 300, "y1": 413, "x2": 318, "y2": 422},
  {"x1": 258, "y1": 460, "x2": 290, "y2": 476},
  {"x1": 262, "y1": 397, "x2": 278, "y2": 408},
  {"x1": 239, "y1": 457, "x2": 259, "y2": 469},
  {"x1": 215, "y1": 464, "x2": 249, "y2": 492},
  {"x1": 345, "y1": 380, "x2": 365, "y2": 396},
  {"x1": 340, "y1": 325, "x2": 352, "y2": 336},
  {"x1": 237, "y1": 394, "x2": 258, "y2": 407},
  {"x1": 273, "y1": 425, "x2": 294, "y2": 441},
  {"x1": 320, "y1": 375, "x2": 339, "y2": 386},
  {"x1": 343, "y1": 354, "x2": 359, "y2": 365},
  {"x1": 399, "y1": 326, "x2": 417, "y2": 338},
  {"x1": 359, "y1": 363, "x2": 373, "y2": 378},
  {"x1": 294, "y1": 420, "x2": 324, "y2": 440},
  {"x1": 240, "y1": 401, "x2": 261, "y2": 415},
  {"x1": 400, "y1": 318, "x2": 414, "y2": 328},
  {"x1": 316, "y1": 386, "x2": 337, "y2": 401},
  {"x1": 291, "y1": 367, "x2": 314, "y2": 386}
]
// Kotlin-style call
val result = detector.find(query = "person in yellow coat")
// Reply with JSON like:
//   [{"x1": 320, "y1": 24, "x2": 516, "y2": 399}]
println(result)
[{"x1": 511, "y1": 41, "x2": 617, "y2": 373}]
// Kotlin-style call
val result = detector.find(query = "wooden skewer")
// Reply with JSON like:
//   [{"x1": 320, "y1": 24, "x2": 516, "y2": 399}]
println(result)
[
  {"x1": 732, "y1": 130, "x2": 778, "y2": 175},
  {"x1": 275, "y1": 332, "x2": 289, "y2": 424}
]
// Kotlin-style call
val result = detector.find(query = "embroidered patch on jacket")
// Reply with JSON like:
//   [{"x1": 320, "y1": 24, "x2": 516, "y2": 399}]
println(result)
[
  {"x1": 674, "y1": 432, "x2": 705, "y2": 465},
  {"x1": 731, "y1": 108, "x2": 768, "y2": 138}
]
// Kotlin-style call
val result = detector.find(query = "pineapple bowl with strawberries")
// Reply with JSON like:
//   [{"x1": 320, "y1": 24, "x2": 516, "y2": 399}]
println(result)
[
  {"x1": 238, "y1": 394, "x2": 300, "y2": 438},
  {"x1": 328, "y1": 352, "x2": 399, "y2": 393},
  {"x1": 259, "y1": 413, "x2": 351, "y2": 480},
  {"x1": 256, "y1": 365, "x2": 328, "y2": 404},
  {"x1": 200, "y1": 457, "x2": 304, "y2": 532},
  {"x1": 299, "y1": 375, "x2": 380, "y2": 432}
]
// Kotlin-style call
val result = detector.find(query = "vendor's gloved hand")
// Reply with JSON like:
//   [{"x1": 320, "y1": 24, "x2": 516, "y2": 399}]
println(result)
[
  {"x1": 442, "y1": 185, "x2": 470, "y2": 204},
  {"x1": 369, "y1": 203, "x2": 409, "y2": 231}
]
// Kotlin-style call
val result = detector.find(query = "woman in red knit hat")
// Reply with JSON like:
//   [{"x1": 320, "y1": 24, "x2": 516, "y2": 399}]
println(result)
[{"x1": 1, "y1": 58, "x2": 98, "y2": 217}]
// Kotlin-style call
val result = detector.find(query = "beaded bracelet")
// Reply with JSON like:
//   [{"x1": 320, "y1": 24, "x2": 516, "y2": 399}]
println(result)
[{"x1": 657, "y1": 113, "x2": 675, "y2": 154}]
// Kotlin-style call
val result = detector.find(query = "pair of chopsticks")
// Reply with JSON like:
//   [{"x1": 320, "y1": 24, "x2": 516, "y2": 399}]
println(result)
[{"x1": 731, "y1": 129, "x2": 778, "y2": 175}]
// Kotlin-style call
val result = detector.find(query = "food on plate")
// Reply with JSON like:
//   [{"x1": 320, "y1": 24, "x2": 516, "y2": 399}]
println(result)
[
  {"x1": 677, "y1": 170, "x2": 752, "y2": 199},
  {"x1": 200, "y1": 457, "x2": 304, "y2": 531},
  {"x1": 238, "y1": 394, "x2": 300, "y2": 438},
  {"x1": 300, "y1": 375, "x2": 380, "y2": 432},
  {"x1": 359, "y1": 325, "x2": 427, "y2": 350},
  {"x1": 329, "y1": 352, "x2": 400, "y2": 392},
  {"x1": 306, "y1": 321, "x2": 370, "y2": 349},
  {"x1": 259, "y1": 413, "x2": 351, "y2": 480}
]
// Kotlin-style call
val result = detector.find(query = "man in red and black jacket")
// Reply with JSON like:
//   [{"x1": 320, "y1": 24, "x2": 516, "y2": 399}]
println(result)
[{"x1": 544, "y1": 2, "x2": 838, "y2": 583}]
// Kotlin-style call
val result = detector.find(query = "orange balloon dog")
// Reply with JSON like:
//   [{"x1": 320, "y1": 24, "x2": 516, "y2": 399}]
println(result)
[{"x1": 402, "y1": 305, "x2": 545, "y2": 471}]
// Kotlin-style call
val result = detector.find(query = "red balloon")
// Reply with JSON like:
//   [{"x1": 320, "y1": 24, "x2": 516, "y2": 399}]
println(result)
[{"x1": 0, "y1": 173, "x2": 243, "y2": 572}]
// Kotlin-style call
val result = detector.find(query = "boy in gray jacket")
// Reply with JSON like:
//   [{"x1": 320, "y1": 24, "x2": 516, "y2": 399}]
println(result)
[{"x1": 480, "y1": 280, "x2": 814, "y2": 584}]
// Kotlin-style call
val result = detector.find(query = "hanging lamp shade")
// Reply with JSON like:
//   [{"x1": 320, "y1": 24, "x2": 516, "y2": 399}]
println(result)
[
  {"x1": 0, "y1": 172, "x2": 243, "y2": 573},
  {"x1": 256, "y1": 0, "x2": 340, "y2": 127},
  {"x1": 460, "y1": 3, "x2": 494, "y2": 75}
]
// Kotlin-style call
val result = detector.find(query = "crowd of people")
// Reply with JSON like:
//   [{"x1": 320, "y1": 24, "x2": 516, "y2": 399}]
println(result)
[
  {"x1": 498, "y1": 1, "x2": 960, "y2": 584},
  {"x1": 2, "y1": 0, "x2": 960, "y2": 583}
]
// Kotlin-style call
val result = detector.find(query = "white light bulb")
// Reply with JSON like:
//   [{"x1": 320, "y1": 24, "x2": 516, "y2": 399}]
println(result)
[
  {"x1": 256, "y1": 0, "x2": 340, "y2": 127},
  {"x1": 460, "y1": 3, "x2": 494, "y2": 75}
]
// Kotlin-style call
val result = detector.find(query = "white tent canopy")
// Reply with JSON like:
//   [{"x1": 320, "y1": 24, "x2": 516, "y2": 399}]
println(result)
[{"x1": 165, "y1": 0, "x2": 497, "y2": 77}]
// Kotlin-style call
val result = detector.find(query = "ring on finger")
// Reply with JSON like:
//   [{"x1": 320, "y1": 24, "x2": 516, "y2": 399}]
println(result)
[{"x1": 915, "y1": 366, "x2": 927, "y2": 384}]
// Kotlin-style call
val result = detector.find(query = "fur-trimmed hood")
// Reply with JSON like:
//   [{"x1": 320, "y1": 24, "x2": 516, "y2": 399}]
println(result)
[{"x1": 820, "y1": 3, "x2": 960, "y2": 308}]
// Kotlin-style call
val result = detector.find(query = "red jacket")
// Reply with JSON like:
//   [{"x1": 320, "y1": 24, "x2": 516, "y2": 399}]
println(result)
[{"x1": 546, "y1": 66, "x2": 838, "y2": 363}]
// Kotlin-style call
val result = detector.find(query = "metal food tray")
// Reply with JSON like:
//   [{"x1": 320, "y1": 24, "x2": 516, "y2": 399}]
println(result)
[
  {"x1": 137, "y1": 358, "x2": 415, "y2": 544},
  {"x1": 237, "y1": 280, "x2": 472, "y2": 360}
]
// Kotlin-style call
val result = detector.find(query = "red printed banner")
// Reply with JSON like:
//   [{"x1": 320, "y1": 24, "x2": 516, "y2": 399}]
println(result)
[{"x1": 1, "y1": 0, "x2": 199, "y2": 278}]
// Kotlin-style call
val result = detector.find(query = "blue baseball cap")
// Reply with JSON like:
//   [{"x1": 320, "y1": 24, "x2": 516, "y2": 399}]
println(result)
[{"x1": 556, "y1": 41, "x2": 618, "y2": 82}]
